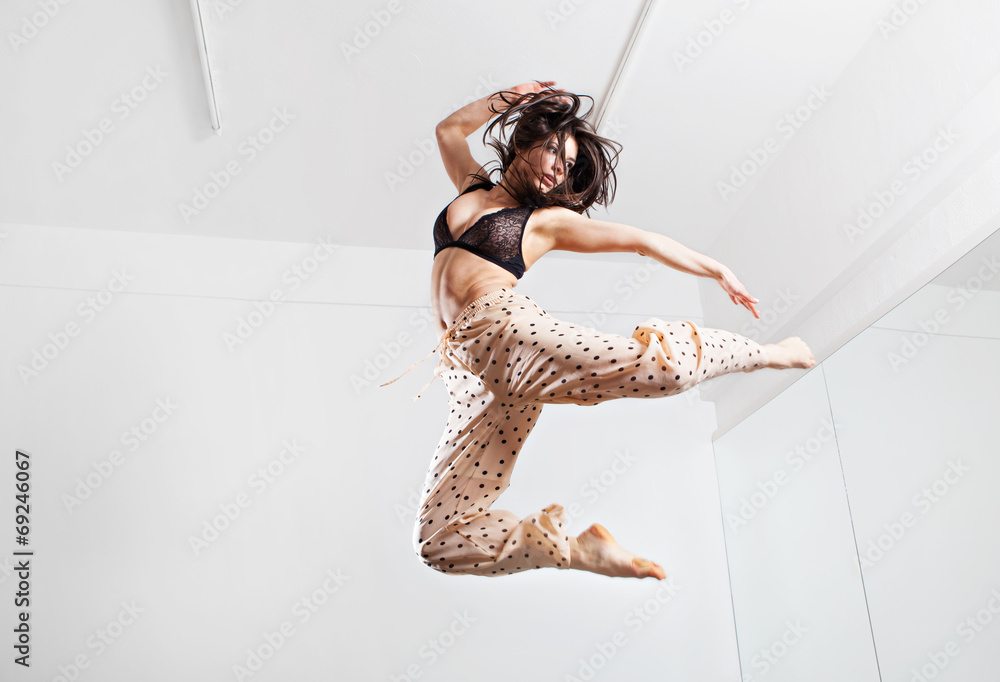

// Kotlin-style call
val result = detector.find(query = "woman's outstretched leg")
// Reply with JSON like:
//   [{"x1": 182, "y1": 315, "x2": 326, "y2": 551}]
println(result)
[{"x1": 481, "y1": 299, "x2": 814, "y2": 406}]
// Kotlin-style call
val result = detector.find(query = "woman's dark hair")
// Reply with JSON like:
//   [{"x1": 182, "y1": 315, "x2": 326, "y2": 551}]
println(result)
[{"x1": 467, "y1": 87, "x2": 622, "y2": 215}]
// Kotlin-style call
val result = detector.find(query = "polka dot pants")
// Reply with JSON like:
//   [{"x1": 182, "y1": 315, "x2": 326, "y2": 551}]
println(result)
[{"x1": 413, "y1": 288, "x2": 768, "y2": 577}]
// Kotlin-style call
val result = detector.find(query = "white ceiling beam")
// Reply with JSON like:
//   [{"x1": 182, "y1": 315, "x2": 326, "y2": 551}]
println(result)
[
  {"x1": 189, "y1": 0, "x2": 222, "y2": 133},
  {"x1": 595, "y1": 0, "x2": 656, "y2": 132}
]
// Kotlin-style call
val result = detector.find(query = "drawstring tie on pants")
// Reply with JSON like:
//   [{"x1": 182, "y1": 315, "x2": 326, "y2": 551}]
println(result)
[
  {"x1": 378, "y1": 288, "x2": 514, "y2": 402},
  {"x1": 378, "y1": 332, "x2": 452, "y2": 401}
]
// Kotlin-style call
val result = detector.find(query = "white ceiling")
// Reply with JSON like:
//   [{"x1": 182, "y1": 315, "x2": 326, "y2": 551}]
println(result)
[{"x1": 2, "y1": 0, "x2": 933, "y2": 259}]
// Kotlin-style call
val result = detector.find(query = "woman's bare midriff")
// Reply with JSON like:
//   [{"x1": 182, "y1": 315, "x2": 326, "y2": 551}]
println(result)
[
  {"x1": 430, "y1": 209, "x2": 548, "y2": 339},
  {"x1": 430, "y1": 251, "x2": 516, "y2": 338}
]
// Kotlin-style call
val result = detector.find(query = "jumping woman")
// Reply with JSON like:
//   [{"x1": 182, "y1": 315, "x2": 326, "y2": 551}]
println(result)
[{"x1": 382, "y1": 81, "x2": 816, "y2": 580}]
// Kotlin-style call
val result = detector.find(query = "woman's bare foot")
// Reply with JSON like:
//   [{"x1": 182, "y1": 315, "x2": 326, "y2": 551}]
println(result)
[
  {"x1": 568, "y1": 523, "x2": 666, "y2": 580},
  {"x1": 761, "y1": 336, "x2": 816, "y2": 369}
]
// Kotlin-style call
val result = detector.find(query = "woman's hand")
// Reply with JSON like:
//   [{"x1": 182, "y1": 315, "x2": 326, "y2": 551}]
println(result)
[
  {"x1": 715, "y1": 265, "x2": 760, "y2": 319},
  {"x1": 496, "y1": 81, "x2": 571, "y2": 108},
  {"x1": 511, "y1": 80, "x2": 559, "y2": 96}
]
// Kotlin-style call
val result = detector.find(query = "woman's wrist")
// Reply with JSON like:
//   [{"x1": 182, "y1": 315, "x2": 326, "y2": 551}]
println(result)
[{"x1": 704, "y1": 258, "x2": 726, "y2": 280}]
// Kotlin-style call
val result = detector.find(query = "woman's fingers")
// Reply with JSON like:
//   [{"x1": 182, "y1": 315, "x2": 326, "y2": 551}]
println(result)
[
  {"x1": 727, "y1": 288, "x2": 760, "y2": 318},
  {"x1": 719, "y1": 268, "x2": 761, "y2": 318}
]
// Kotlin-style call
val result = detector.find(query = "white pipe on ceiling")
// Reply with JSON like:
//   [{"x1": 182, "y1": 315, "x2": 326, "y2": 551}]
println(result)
[
  {"x1": 595, "y1": 0, "x2": 656, "y2": 133},
  {"x1": 189, "y1": 0, "x2": 221, "y2": 133}
]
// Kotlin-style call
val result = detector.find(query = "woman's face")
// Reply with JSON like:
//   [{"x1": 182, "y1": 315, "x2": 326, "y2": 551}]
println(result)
[{"x1": 517, "y1": 135, "x2": 578, "y2": 193}]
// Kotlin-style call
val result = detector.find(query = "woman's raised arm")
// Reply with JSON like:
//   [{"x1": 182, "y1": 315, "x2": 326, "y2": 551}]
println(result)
[
  {"x1": 435, "y1": 81, "x2": 564, "y2": 192},
  {"x1": 436, "y1": 80, "x2": 562, "y2": 136}
]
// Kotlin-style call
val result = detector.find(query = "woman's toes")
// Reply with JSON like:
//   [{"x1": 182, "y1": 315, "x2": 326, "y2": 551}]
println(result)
[{"x1": 632, "y1": 557, "x2": 666, "y2": 580}]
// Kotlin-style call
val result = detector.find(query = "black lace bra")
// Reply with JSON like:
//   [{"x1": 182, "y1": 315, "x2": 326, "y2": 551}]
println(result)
[{"x1": 432, "y1": 180, "x2": 535, "y2": 279}]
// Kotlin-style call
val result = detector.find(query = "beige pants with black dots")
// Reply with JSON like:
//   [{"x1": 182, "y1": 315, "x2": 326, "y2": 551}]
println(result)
[{"x1": 412, "y1": 287, "x2": 768, "y2": 577}]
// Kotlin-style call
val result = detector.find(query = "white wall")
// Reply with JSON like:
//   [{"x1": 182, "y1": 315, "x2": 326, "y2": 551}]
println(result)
[
  {"x1": 714, "y1": 234, "x2": 1000, "y2": 681},
  {"x1": 1, "y1": 222, "x2": 744, "y2": 681},
  {"x1": 824, "y1": 281, "x2": 1000, "y2": 681},
  {"x1": 714, "y1": 370, "x2": 880, "y2": 681}
]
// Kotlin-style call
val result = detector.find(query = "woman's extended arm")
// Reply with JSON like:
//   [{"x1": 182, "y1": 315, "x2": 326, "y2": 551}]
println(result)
[{"x1": 539, "y1": 208, "x2": 761, "y2": 317}]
